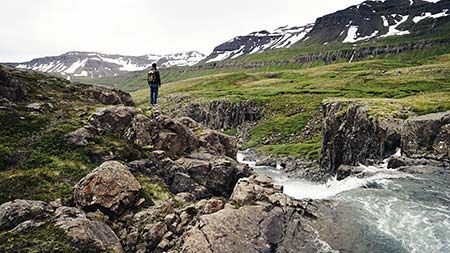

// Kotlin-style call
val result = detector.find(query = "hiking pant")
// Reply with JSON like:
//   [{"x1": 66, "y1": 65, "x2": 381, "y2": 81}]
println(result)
[{"x1": 150, "y1": 84, "x2": 159, "y2": 105}]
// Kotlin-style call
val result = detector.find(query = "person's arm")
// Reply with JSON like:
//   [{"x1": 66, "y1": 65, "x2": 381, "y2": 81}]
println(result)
[{"x1": 157, "y1": 71, "x2": 162, "y2": 86}]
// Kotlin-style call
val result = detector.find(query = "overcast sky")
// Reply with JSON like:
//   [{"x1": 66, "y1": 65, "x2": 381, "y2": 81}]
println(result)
[{"x1": 1, "y1": 0, "x2": 363, "y2": 62}]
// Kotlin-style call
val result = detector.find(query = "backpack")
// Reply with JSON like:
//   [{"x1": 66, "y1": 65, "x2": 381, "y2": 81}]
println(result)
[{"x1": 148, "y1": 70, "x2": 157, "y2": 84}]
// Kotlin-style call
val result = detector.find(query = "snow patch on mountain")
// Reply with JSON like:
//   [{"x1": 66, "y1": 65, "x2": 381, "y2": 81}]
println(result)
[
  {"x1": 381, "y1": 15, "x2": 410, "y2": 37},
  {"x1": 343, "y1": 25, "x2": 379, "y2": 43},
  {"x1": 413, "y1": 9, "x2": 449, "y2": 23}
]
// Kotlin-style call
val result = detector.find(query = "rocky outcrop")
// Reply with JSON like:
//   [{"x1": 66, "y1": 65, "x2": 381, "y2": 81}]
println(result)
[
  {"x1": 124, "y1": 114, "x2": 157, "y2": 146},
  {"x1": 89, "y1": 106, "x2": 137, "y2": 134},
  {"x1": 0, "y1": 200, "x2": 53, "y2": 230},
  {"x1": 0, "y1": 64, "x2": 134, "y2": 105},
  {"x1": 167, "y1": 98, "x2": 262, "y2": 130},
  {"x1": 319, "y1": 99, "x2": 450, "y2": 178},
  {"x1": 85, "y1": 104, "x2": 241, "y2": 158},
  {"x1": 80, "y1": 85, "x2": 134, "y2": 106},
  {"x1": 319, "y1": 101, "x2": 404, "y2": 175},
  {"x1": 74, "y1": 161, "x2": 142, "y2": 215},
  {"x1": 153, "y1": 115, "x2": 200, "y2": 157},
  {"x1": 54, "y1": 207, "x2": 123, "y2": 253},
  {"x1": 131, "y1": 151, "x2": 252, "y2": 199},
  {"x1": 65, "y1": 126, "x2": 96, "y2": 146},
  {"x1": 198, "y1": 129, "x2": 237, "y2": 157},
  {"x1": 401, "y1": 111, "x2": 450, "y2": 161},
  {"x1": 181, "y1": 175, "x2": 334, "y2": 253}
]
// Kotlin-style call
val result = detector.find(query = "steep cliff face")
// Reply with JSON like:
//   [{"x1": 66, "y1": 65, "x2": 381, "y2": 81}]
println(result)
[
  {"x1": 319, "y1": 100, "x2": 450, "y2": 177},
  {"x1": 402, "y1": 111, "x2": 450, "y2": 160},
  {"x1": 163, "y1": 97, "x2": 263, "y2": 130},
  {"x1": 296, "y1": 38, "x2": 450, "y2": 63},
  {"x1": 319, "y1": 101, "x2": 404, "y2": 175}
]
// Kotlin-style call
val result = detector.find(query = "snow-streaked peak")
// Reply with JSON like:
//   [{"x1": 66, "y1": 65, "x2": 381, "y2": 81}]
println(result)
[
  {"x1": 206, "y1": 24, "x2": 314, "y2": 63},
  {"x1": 13, "y1": 51, "x2": 206, "y2": 79}
]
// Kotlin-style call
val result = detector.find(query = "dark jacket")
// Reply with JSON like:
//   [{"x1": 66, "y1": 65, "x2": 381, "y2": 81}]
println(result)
[{"x1": 147, "y1": 69, "x2": 161, "y2": 86}]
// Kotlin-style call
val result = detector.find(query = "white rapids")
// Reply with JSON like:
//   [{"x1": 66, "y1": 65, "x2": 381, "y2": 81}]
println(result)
[{"x1": 237, "y1": 149, "x2": 450, "y2": 252}]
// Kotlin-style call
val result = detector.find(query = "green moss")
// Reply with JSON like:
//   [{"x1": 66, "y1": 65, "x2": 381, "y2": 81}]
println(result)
[
  {"x1": 0, "y1": 223, "x2": 78, "y2": 253},
  {"x1": 93, "y1": 134, "x2": 147, "y2": 162},
  {"x1": 244, "y1": 112, "x2": 312, "y2": 148},
  {"x1": 257, "y1": 136, "x2": 322, "y2": 160},
  {"x1": 137, "y1": 176, "x2": 172, "y2": 206},
  {"x1": 0, "y1": 111, "x2": 49, "y2": 149},
  {"x1": 223, "y1": 128, "x2": 238, "y2": 136},
  {"x1": 0, "y1": 168, "x2": 74, "y2": 203}
]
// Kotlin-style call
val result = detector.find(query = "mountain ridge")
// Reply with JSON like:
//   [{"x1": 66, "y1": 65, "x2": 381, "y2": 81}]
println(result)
[
  {"x1": 203, "y1": 0, "x2": 450, "y2": 62},
  {"x1": 6, "y1": 51, "x2": 206, "y2": 80}
]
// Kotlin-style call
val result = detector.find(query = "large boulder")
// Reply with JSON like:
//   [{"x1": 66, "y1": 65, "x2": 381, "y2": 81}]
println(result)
[
  {"x1": 175, "y1": 154, "x2": 252, "y2": 198},
  {"x1": 198, "y1": 129, "x2": 238, "y2": 158},
  {"x1": 89, "y1": 106, "x2": 137, "y2": 134},
  {"x1": 181, "y1": 175, "x2": 321, "y2": 253},
  {"x1": 124, "y1": 114, "x2": 157, "y2": 146},
  {"x1": 74, "y1": 161, "x2": 142, "y2": 215},
  {"x1": 402, "y1": 111, "x2": 450, "y2": 161},
  {"x1": 387, "y1": 156, "x2": 446, "y2": 169},
  {"x1": 0, "y1": 65, "x2": 33, "y2": 101},
  {"x1": 80, "y1": 85, "x2": 134, "y2": 106},
  {"x1": 153, "y1": 115, "x2": 200, "y2": 156},
  {"x1": 65, "y1": 126, "x2": 96, "y2": 146},
  {"x1": 54, "y1": 207, "x2": 123, "y2": 253},
  {"x1": 181, "y1": 205, "x2": 285, "y2": 253},
  {"x1": 0, "y1": 199, "x2": 53, "y2": 230}
]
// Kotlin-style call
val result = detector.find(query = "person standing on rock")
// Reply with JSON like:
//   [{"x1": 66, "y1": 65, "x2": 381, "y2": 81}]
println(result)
[{"x1": 147, "y1": 63, "x2": 161, "y2": 106}]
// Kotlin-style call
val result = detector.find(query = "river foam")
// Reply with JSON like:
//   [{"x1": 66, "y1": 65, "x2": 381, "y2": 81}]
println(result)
[{"x1": 237, "y1": 149, "x2": 450, "y2": 252}]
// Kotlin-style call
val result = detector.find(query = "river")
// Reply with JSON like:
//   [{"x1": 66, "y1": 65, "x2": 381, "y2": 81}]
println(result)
[{"x1": 237, "y1": 150, "x2": 450, "y2": 253}]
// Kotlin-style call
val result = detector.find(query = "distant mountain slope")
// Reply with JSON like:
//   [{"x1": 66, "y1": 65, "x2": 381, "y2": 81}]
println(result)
[
  {"x1": 204, "y1": 24, "x2": 314, "y2": 63},
  {"x1": 203, "y1": 0, "x2": 450, "y2": 62},
  {"x1": 303, "y1": 0, "x2": 450, "y2": 45},
  {"x1": 8, "y1": 51, "x2": 205, "y2": 79}
]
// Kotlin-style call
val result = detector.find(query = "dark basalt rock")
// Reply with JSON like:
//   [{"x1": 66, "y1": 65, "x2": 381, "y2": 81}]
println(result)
[
  {"x1": 387, "y1": 156, "x2": 447, "y2": 169},
  {"x1": 183, "y1": 99, "x2": 263, "y2": 130},
  {"x1": 319, "y1": 101, "x2": 403, "y2": 175},
  {"x1": 319, "y1": 99, "x2": 450, "y2": 179},
  {"x1": 401, "y1": 111, "x2": 450, "y2": 161}
]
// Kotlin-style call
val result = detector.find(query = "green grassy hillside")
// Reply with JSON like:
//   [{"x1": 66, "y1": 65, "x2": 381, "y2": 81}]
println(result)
[
  {"x1": 83, "y1": 38, "x2": 450, "y2": 93},
  {"x1": 131, "y1": 54, "x2": 450, "y2": 159}
]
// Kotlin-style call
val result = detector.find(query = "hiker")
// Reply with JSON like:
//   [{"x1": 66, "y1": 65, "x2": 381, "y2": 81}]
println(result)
[{"x1": 147, "y1": 63, "x2": 161, "y2": 106}]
